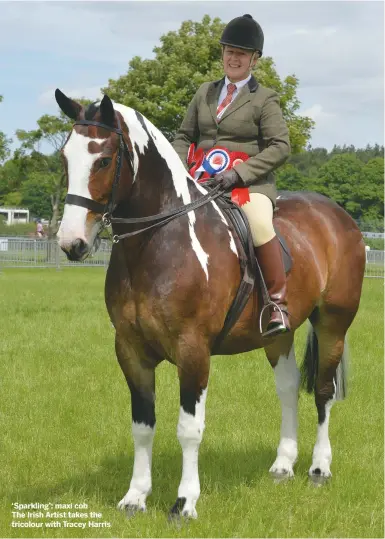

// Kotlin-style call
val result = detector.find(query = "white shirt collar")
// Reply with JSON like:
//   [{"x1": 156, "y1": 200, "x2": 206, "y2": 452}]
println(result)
[{"x1": 224, "y1": 74, "x2": 252, "y2": 90}]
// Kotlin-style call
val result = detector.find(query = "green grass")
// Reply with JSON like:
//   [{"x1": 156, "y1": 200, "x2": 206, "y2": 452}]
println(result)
[{"x1": 1, "y1": 269, "x2": 383, "y2": 538}]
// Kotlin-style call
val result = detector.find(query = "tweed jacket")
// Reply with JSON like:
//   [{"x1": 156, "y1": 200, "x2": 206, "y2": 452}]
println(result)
[{"x1": 172, "y1": 75, "x2": 291, "y2": 205}]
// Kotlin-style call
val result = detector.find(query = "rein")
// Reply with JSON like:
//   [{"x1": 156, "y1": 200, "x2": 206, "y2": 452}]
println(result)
[
  {"x1": 65, "y1": 117, "x2": 225, "y2": 243},
  {"x1": 109, "y1": 183, "x2": 223, "y2": 242}
]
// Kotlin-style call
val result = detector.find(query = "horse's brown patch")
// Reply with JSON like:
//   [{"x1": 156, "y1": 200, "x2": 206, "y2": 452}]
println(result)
[{"x1": 88, "y1": 140, "x2": 105, "y2": 154}]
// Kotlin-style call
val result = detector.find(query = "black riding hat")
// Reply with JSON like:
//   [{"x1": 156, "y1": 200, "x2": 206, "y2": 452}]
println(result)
[{"x1": 220, "y1": 14, "x2": 264, "y2": 56}]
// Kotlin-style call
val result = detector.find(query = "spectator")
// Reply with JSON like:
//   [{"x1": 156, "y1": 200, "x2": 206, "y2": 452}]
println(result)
[{"x1": 36, "y1": 219, "x2": 45, "y2": 238}]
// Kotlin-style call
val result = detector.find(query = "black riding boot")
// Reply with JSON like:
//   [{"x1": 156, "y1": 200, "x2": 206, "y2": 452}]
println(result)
[{"x1": 255, "y1": 236, "x2": 291, "y2": 337}]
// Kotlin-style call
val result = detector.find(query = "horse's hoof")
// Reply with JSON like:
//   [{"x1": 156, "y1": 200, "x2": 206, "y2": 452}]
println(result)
[
  {"x1": 270, "y1": 470, "x2": 294, "y2": 484},
  {"x1": 168, "y1": 497, "x2": 197, "y2": 522},
  {"x1": 125, "y1": 504, "x2": 145, "y2": 518},
  {"x1": 309, "y1": 464, "x2": 332, "y2": 486},
  {"x1": 309, "y1": 474, "x2": 330, "y2": 487},
  {"x1": 168, "y1": 512, "x2": 185, "y2": 528},
  {"x1": 269, "y1": 457, "x2": 295, "y2": 482},
  {"x1": 118, "y1": 502, "x2": 145, "y2": 518}
]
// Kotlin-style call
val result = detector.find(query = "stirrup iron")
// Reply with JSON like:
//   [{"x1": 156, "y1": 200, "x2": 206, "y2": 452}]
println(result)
[{"x1": 259, "y1": 301, "x2": 289, "y2": 338}]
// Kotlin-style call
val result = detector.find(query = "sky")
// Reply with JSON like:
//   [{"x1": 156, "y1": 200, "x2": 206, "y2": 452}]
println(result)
[{"x1": 0, "y1": 0, "x2": 384, "y2": 155}]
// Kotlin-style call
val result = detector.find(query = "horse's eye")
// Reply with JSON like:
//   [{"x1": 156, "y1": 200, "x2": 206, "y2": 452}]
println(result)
[{"x1": 100, "y1": 158, "x2": 111, "y2": 169}]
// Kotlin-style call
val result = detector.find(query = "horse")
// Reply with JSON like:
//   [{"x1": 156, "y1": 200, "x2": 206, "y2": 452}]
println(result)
[{"x1": 54, "y1": 88, "x2": 366, "y2": 520}]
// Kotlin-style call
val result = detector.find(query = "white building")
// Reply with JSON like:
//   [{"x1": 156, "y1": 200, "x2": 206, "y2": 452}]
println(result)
[{"x1": 0, "y1": 207, "x2": 30, "y2": 225}]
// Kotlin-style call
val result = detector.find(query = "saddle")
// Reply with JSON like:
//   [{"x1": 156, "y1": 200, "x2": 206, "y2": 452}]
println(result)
[
  {"x1": 212, "y1": 194, "x2": 292, "y2": 353},
  {"x1": 187, "y1": 144, "x2": 292, "y2": 351}
]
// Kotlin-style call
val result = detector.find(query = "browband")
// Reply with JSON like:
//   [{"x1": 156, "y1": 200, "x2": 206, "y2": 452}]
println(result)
[{"x1": 74, "y1": 119, "x2": 123, "y2": 135}]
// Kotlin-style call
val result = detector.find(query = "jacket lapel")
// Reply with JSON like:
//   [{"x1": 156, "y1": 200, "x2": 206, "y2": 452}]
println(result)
[
  {"x1": 207, "y1": 78, "x2": 225, "y2": 124},
  {"x1": 218, "y1": 75, "x2": 259, "y2": 123}
]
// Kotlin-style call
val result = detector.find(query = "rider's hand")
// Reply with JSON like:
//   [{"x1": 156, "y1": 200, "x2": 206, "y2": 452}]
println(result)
[{"x1": 215, "y1": 169, "x2": 242, "y2": 191}]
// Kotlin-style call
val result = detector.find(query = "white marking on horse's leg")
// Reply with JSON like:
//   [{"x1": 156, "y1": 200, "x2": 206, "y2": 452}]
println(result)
[
  {"x1": 269, "y1": 345, "x2": 300, "y2": 477},
  {"x1": 176, "y1": 388, "x2": 207, "y2": 519},
  {"x1": 309, "y1": 397, "x2": 335, "y2": 477},
  {"x1": 118, "y1": 422, "x2": 155, "y2": 512}
]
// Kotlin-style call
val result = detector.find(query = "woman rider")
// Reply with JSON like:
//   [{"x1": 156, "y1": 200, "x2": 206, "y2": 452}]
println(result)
[{"x1": 172, "y1": 14, "x2": 291, "y2": 336}]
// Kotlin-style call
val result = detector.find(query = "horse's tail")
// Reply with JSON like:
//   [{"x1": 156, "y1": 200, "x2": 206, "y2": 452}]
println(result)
[{"x1": 301, "y1": 323, "x2": 348, "y2": 401}]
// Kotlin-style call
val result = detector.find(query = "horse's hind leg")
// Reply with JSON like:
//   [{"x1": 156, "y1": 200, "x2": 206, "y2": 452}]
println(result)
[
  {"x1": 169, "y1": 337, "x2": 210, "y2": 520},
  {"x1": 115, "y1": 334, "x2": 160, "y2": 514},
  {"x1": 265, "y1": 333, "x2": 300, "y2": 477},
  {"x1": 305, "y1": 313, "x2": 349, "y2": 479}
]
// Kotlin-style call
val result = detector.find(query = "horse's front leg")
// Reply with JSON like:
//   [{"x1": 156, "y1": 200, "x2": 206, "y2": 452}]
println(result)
[
  {"x1": 169, "y1": 344, "x2": 210, "y2": 520},
  {"x1": 115, "y1": 334, "x2": 159, "y2": 515},
  {"x1": 265, "y1": 334, "x2": 299, "y2": 478}
]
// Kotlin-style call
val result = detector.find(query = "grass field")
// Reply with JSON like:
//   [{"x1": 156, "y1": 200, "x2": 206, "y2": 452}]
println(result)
[{"x1": 1, "y1": 269, "x2": 383, "y2": 538}]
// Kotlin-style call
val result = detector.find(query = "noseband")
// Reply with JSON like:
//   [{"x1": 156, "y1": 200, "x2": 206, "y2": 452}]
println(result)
[
  {"x1": 64, "y1": 116, "x2": 135, "y2": 220},
  {"x1": 64, "y1": 115, "x2": 224, "y2": 243}
]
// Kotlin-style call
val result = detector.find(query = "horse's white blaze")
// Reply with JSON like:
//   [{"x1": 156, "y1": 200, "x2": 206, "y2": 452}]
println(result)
[
  {"x1": 177, "y1": 387, "x2": 207, "y2": 518},
  {"x1": 269, "y1": 345, "x2": 300, "y2": 476},
  {"x1": 114, "y1": 104, "x2": 210, "y2": 280},
  {"x1": 118, "y1": 422, "x2": 155, "y2": 511},
  {"x1": 58, "y1": 131, "x2": 105, "y2": 245},
  {"x1": 310, "y1": 397, "x2": 335, "y2": 477}
]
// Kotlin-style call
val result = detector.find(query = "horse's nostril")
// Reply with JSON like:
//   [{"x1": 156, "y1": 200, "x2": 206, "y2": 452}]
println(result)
[
  {"x1": 66, "y1": 238, "x2": 89, "y2": 260},
  {"x1": 73, "y1": 238, "x2": 87, "y2": 254}
]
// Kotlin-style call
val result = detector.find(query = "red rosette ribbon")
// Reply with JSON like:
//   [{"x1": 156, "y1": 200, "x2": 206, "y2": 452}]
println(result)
[{"x1": 231, "y1": 187, "x2": 250, "y2": 206}]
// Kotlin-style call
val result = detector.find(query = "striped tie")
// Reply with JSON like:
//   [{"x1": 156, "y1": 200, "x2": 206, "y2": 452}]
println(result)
[{"x1": 217, "y1": 83, "x2": 237, "y2": 117}]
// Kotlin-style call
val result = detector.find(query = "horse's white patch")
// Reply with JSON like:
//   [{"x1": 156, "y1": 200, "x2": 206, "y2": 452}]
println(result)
[
  {"x1": 176, "y1": 387, "x2": 208, "y2": 519},
  {"x1": 113, "y1": 105, "x2": 150, "y2": 176},
  {"x1": 310, "y1": 397, "x2": 335, "y2": 477},
  {"x1": 114, "y1": 104, "x2": 210, "y2": 279},
  {"x1": 118, "y1": 422, "x2": 155, "y2": 511},
  {"x1": 116, "y1": 103, "x2": 238, "y2": 269},
  {"x1": 180, "y1": 172, "x2": 238, "y2": 256},
  {"x1": 58, "y1": 130, "x2": 105, "y2": 245},
  {"x1": 211, "y1": 200, "x2": 238, "y2": 255},
  {"x1": 269, "y1": 345, "x2": 300, "y2": 476}
]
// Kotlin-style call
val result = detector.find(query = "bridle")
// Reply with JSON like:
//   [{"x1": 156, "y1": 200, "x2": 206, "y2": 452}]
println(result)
[
  {"x1": 65, "y1": 115, "x2": 135, "y2": 222},
  {"x1": 63, "y1": 116, "x2": 224, "y2": 244}
]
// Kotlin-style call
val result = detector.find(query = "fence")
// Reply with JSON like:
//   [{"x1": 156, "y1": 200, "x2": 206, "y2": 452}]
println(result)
[
  {"x1": 0, "y1": 238, "x2": 111, "y2": 269},
  {"x1": 0, "y1": 238, "x2": 383, "y2": 278}
]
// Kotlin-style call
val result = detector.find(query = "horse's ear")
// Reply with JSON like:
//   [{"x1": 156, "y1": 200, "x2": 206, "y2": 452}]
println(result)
[
  {"x1": 55, "y1": 89, "x2": 82, "y2": 120},
  {"x1": 100, "y1": 94, "x2": 115, "y2": 127}
]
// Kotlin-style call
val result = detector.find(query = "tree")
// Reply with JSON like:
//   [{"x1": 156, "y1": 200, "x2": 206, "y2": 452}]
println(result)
[
  {"x1": 103, "y1": 15, "x2": 314, "y2": 152},
  {"x1": 0, "y1": 95, "x2": 12, "y2": 162},
  {"x1": 312, "y1": 153, "x2": 384, "y2": 221},
  {"x1": 275, "y1": 163, "x2": 309, "y2": 192},
  {"x1": 21, "y1": 172, "x2": 56, "y2": 219},
  {"x1": 358, "y1": 157, "x2": 384, "y2": 220}
]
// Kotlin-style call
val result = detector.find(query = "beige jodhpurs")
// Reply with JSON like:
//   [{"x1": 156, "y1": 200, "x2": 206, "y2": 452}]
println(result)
[{"x1": 241, "y1": 193, "x2": 275, "y2": 247}]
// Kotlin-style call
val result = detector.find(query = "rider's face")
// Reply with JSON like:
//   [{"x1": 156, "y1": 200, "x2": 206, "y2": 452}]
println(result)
[{"x1": 222, "y1": 46, "x2": 258, "y2": 82}]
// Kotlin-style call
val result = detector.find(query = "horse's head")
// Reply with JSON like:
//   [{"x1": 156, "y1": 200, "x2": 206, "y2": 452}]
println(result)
[{"x1": 55, "y1": 89, "x2": 133, "y2": 261}]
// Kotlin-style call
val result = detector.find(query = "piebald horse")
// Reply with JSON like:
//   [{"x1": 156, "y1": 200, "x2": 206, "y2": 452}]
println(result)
[{"x1": 55, "y1": 89, "x2": 365, "y2": 519}]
